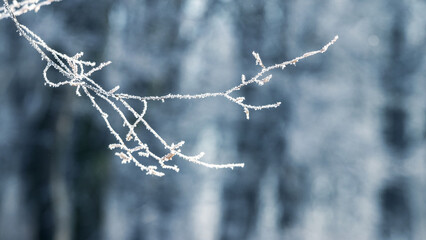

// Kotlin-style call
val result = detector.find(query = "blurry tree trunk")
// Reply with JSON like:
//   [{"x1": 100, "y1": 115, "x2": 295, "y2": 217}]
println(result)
[
  {"x1": 50, "y1": 88, "x2": 73, "y2": 240},
  {"x1": 219, "y1": 2, "x2": 266, "y2": 239},
  {"x1": 219, "y1": 1, "x2": 306, "y2": 239},
  {"x1": 379, "y1": 1, "x2": 425, "y2": 239}
]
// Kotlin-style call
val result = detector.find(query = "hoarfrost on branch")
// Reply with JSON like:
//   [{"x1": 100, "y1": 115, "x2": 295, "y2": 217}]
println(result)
[
  {"x1": 0, "y1": 0, "x2": 60, "y2": 19},
  {"x1": 2, "y1": 0, "x2": 338, "y2": 176}
]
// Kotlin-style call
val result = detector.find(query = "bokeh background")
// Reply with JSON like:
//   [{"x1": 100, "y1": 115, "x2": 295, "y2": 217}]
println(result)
[{"x1": 1, "y1": 0, "x2": 425, "y2": 239}]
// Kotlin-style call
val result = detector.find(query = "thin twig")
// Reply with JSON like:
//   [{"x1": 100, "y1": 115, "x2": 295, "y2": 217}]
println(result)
[
  {"x1": 0, "y1": 0, "x2": 60, "y2": 19},
  {"x1": 2, "y1": 0, "x2": 337, "y2": 176}
]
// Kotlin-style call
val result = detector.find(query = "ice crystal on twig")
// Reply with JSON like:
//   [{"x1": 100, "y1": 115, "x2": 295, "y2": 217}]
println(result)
[
  {"x1": 2, "y1": 0, "x2": 338, "y2": 176},
  {"x1": 0, "y1": 0, "x2": 60, "y2": 19}
]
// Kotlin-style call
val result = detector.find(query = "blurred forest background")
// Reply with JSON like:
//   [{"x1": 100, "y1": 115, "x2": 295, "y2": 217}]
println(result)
[{"x1": 0, "y1": 0, "x2": 425, "y2": 239}]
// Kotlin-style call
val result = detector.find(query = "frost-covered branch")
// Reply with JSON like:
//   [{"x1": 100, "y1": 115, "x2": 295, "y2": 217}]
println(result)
[
  {"x1": 2, "y1": 0, "x2": 337, "y2": 176},
  {"x1": 0, "y1": 0, "x2": 59, "y2": 19},
  {"x1": 128, "y1": 35, "x2": 338, "y2": 120}
]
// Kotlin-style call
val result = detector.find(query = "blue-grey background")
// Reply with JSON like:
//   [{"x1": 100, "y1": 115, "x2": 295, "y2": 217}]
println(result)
[{"x1": 0, "y1": 0, "x2": 425, "y2": 239}]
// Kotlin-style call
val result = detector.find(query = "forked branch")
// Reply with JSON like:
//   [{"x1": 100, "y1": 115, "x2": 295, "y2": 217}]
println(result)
[{"x1": 2, "y1": 0, "x2": 338, "y2": 176}]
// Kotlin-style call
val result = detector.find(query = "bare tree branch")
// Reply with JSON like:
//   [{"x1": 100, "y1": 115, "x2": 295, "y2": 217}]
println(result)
[{"x1": 2, "y1": 0, "x2": 338, "y2": 176}]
